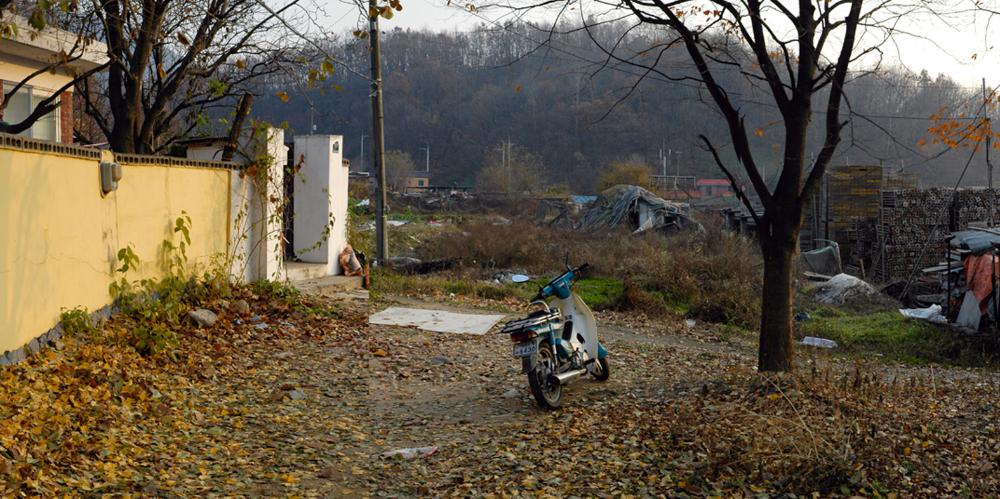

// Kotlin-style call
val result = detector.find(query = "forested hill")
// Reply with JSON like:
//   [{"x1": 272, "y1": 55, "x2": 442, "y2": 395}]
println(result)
[{"x1": 250, "y1": 22, "x2": 984, "y2": 192}]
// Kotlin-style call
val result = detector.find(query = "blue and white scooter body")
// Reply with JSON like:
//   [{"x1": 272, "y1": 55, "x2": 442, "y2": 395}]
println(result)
[{"x1": 503, "y1": 264, "x2": 610, "y2": 409}]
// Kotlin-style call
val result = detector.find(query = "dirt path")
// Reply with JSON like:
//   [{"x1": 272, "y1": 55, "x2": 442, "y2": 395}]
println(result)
[
  {"x1": 136, "y1": 294, "x2": 1000, "y2": 496},
  {"x1": 144, "y1": 294, "x2": 754, "y2": 495},
  {"x1": 327, "y1": 296, "x2": 756, "y2": 494}
]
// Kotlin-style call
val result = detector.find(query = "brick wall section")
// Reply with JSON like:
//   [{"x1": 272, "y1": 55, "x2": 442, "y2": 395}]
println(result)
[{"x1": 59, "y1": 91, "x2": 73, "y2": 144}]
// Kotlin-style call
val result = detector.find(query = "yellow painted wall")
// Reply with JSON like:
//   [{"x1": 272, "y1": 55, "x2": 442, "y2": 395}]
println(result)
[{"x1": 0, "y1": 147, "x2": 231, "y2": 353}]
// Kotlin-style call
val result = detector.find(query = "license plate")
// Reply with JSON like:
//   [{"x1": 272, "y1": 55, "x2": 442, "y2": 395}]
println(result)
[{"x1": 513, "y1": 342, "x2": 537, "y2": 357}]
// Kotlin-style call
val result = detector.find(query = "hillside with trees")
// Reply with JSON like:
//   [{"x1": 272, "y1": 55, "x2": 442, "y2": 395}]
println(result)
[{"x1": 250, "y1": 21, "x2": 984, "y2": 192}]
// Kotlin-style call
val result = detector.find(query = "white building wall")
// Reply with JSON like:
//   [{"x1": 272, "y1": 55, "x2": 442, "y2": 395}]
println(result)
[
  {"x1": 292, "y1": 134, "x2": 347, "y2": 276},
  {"x1": 187, "y1": 128, "x2": 287, "y2": 282}
]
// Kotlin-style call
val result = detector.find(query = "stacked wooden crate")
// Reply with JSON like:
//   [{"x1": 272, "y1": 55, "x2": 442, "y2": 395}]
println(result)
[
  {"x1": 873, "y1": 188, "x2": 1000, "y2": 282},
  {"x1": 827, "y1": 165, "x2": 882, "y2": 271}
]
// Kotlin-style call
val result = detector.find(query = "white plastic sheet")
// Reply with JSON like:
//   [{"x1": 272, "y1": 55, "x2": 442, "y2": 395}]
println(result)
[
  {"x1": 801, "y1": 336, "x2": 838, "y2": 348},
  {"x1": 369, "y1": 307, "x2": 506, "y2": 335},
  {"x1": 898, "y1": 304, "x2": 947, "y2": 324}
]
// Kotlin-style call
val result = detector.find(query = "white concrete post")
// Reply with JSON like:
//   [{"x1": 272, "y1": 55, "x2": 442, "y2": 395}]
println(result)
[
  {"x1": 292, "y1": 135, "x2": 348, "y2": 275},
  {"x1": 224, "y1": 127, "x2": 287, "y2": 282},
  {"x1": 261, "y1": 128, "x2": 287, "y2": 279}
]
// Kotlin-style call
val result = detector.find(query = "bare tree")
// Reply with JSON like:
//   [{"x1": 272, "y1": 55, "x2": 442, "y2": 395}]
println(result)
[
  {"x1": 74, "y1": 0, "x2": 307, "y2": 153},
  {"x1": 513, "y1": 0, "x2": 917, "y2": 371}
]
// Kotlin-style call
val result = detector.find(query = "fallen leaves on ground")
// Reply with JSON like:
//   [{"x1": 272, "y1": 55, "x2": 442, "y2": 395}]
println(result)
[{"x1": 3, "y1": 290, "x2": 1000, "y2": 495}]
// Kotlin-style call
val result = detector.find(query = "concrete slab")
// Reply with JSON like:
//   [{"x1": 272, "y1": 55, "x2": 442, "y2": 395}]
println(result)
[
  {"x1": 294, "y1": 274, "x2": 365, "y2": 298},
  {"x1": 285, "y1": 261, "x2": 329, "y2": 281},
  {"x1": 369, "y1": 307, "x2": 505, "y2": 335}
]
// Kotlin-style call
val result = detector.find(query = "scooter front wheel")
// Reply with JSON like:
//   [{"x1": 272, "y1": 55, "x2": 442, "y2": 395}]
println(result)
[{"x1": 528, "y1": 344, "x2": 562, "y2": 409}]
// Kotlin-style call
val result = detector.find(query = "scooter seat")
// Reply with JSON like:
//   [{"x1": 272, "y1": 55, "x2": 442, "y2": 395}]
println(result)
[{"x1": 500, "y1": 311, "x2": 561, "y2": 334}]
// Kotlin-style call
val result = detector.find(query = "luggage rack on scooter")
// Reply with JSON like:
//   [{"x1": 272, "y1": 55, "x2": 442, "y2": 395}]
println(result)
[{"x1": 500, "y1": 311, "x2": 561, "y2": 334}]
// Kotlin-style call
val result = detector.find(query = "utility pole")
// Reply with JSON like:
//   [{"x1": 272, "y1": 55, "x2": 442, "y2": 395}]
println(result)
[
  {"x1": 420, "y1": 142, "x2": 430, "y2": 173},
  {"x1": 986, "y1": 78, "x2": 994, "y2": 226},
  {"x1": 500, "y1": 142, "x2": 506, "y2": 193},
  {"x1": 360, "y1": 134, "x2": 366, "y2": 171},
  {"x1": 368, "y1": 0, "x2": 388, "y2": 264},
  {"x1": 673, "y1": 150, "x2": 682, "y2": 190},
  {"x1": 505, "y1": 137, "x2": 512, "y2": 195}
]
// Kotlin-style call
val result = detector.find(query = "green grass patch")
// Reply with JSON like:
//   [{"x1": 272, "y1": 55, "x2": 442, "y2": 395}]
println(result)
[
  {"x1": 573, "y1": 278, "x2": 624, "y2": 310},
  {"x1": 800, "y1": 308, "x2": 993, "y2": 366},
  {"x1": 371, "y1": 269, "x2": 534, "y2": 302},
  {"x1": 391, "y1": 207, "x2": 428, "y2": 224},
  {"x1": 372, "y1": 271, "x2": 625, "y2": 310}
]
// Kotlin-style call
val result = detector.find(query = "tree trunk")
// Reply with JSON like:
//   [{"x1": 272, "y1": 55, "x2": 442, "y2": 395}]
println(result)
[{"x1": 758, "y1": 232, "x2": 796, "y2": 372}]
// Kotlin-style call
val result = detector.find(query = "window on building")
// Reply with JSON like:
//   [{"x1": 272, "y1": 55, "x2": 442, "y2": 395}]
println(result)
[
  {"x1": 2, "y1": 83, "x2": 59, "y2": 141},
  {"x1": 418, "y1": 179, "x2": 426, "y2": 187}
]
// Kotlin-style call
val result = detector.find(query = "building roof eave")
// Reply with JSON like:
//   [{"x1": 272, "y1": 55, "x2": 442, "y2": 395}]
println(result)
[{"x1": 0, "y1": 15, "x2": 109, "y2": 71}]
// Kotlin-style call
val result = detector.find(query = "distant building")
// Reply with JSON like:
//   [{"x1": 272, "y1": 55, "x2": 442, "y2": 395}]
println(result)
[
  {"x1": 697, "y1": 179, "x2": 735, "y2": 198},
  {"x1": 401, "y1": 172, "x2": 431, "y2": 193},
  {"x1": 0, "y1": 16, "x2": 108, "y2": 143}
]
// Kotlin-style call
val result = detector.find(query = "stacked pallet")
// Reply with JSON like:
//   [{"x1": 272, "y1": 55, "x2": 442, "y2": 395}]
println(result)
[
  {"x1": 827, "y1": 165, "x2": 882, "y2": 269},
  {"x1": 870, "y1": 188, "x2": 1000, "y2": 282}
]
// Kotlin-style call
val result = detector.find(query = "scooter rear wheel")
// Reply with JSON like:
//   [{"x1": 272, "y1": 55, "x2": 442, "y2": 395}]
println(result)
[{"x1": 528, "y1": 343, "x2": 562, "y2": 409}]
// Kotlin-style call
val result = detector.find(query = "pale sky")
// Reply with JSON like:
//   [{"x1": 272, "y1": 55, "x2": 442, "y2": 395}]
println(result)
[{"x1": 318, "y1": 0, "x2": 998, "y2": 87}]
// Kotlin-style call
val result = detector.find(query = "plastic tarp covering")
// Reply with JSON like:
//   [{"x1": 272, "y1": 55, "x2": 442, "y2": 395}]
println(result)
[
  {"x1": 813, "y1": 273, "x2": 876, "y2": 304},
  {"x1": 899, "y1": 304, "x2": 947, "y2": 324},
  {"x1": 956, "y1": 291, "x2": 982, "y2": 329},
  {"x1": 577, "y1": 185, "x2": 702, "y2": 233},
  {"x1": 570, "y1": 195, "x2": 598, "y2": 205},
  {"x1": 949, "y1": 230, "x2": 1000, "y2": 255},
  {"x1": 801, "y1": 243, "x2": 842, "y2": 276}
]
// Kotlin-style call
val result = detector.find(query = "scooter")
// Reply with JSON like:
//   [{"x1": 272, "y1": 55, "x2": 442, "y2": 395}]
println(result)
[{"x1": 500, "y1": 263, "x2": 609, "y2": 409}]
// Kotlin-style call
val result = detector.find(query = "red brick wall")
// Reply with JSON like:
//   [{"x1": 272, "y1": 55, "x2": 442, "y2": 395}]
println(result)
[{"x1": 59, "y1": 91, "x2": 73, "y2": 144}]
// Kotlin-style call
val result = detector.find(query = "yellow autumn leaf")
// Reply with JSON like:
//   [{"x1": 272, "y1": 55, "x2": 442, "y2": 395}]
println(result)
[{"x1": 275, "y1": 91, "x2": 290, "y2": 103}]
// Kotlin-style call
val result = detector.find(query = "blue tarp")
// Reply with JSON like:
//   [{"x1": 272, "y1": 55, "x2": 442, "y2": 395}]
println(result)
[{"x1": 949, "y1": 229, "x2": 1000, "y2": 254}]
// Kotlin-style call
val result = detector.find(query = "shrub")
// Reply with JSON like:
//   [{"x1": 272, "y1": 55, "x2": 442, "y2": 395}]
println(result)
[
  {"x1": 595, "y1": 161, "x2": 652, "y2": 192},
  {"x1": 60, "y1": 307, "x2": 97, "y2": 337},
  {"x1": 411, "y1": 213, "x2": 763, "y2": 328},
  {"x1": 108, "y1": 212, "x2": 231, "y2": 358},
  {"x1": 253, "y1": 279, "x2": 300, "y2": 305}
]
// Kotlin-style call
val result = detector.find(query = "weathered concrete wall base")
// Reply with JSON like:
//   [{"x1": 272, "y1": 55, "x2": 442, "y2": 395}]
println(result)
[{"x1": 0, "y1": 304, "x2": 113, "y2": 365}]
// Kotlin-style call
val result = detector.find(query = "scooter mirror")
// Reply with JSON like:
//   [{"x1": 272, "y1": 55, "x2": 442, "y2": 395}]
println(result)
[{"x1": 511, "y1": 274, "x2": 530, "y2": 283}]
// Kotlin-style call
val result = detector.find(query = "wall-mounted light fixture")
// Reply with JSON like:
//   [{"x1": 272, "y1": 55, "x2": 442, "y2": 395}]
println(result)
[{"x1": 100, "y1": 161, "x2": 122, "y2": 194}]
